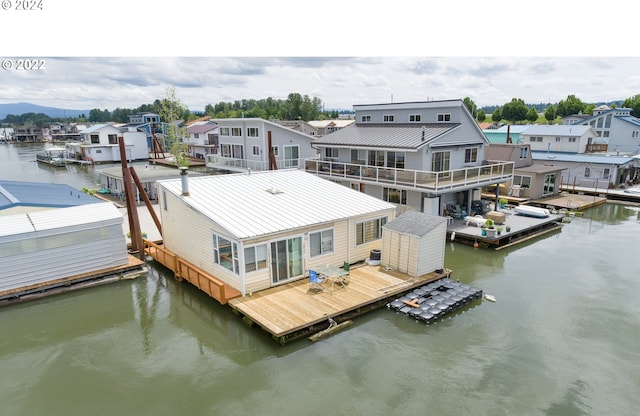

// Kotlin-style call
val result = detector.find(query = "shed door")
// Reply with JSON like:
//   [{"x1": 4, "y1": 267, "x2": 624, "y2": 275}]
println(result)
[{"x1": 388, "y1": 233, "x2": 410, "y2": 274}]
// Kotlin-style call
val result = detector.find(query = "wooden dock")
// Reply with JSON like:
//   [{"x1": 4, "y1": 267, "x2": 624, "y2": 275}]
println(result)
[{"x1": 228, "y1": 265, "x2": 451, "y2": 344}]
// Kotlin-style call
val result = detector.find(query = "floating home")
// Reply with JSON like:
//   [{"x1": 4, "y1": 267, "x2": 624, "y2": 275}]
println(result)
[
  {"x1": 0, "y1": 181, "x2": 145, "y2": 302},
  {"x1": 154, "y1": 169, "x2": 397, "y2": 297}
]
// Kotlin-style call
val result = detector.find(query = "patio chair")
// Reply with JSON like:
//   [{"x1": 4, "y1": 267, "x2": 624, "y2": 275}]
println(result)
[
  {"x1": 308, "y1": 270, "x2": 325, "y2": 293},
  {"x1": 340, "y1": 261, "x2": 351, "y2": 286}
]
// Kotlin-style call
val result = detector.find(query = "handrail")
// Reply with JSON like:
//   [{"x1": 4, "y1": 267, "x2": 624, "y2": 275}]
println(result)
[{"x1": 304, "y1": 159, "x2": 514, "y2": 192}]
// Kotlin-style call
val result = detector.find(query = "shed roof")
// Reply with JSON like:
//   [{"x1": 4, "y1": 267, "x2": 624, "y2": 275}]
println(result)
[
  {"x1": 156, "y1": 169, "x2": 396, "y2": 239},
  {"x1": 383, "y1": 210, "x2": 446, "y2": 237},
  {"x1": 312, "y1": 124, "x2": 461, "y2": 150},
  {"x1": 0, "y1": 181, "x2": 102, "y2": 213}
]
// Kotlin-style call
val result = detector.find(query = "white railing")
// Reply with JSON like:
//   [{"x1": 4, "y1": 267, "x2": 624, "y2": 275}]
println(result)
[
  {"x1": 205, "y1": 154, "x2": 303, "y2": 171},
  {"x1": 304, "y1": 159, "x2": 514, "y2": 193}
]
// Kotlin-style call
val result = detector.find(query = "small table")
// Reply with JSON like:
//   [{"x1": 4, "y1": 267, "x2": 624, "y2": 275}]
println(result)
[{"x1": 315, "y1": 265, "x2": 349, "y2": 293}]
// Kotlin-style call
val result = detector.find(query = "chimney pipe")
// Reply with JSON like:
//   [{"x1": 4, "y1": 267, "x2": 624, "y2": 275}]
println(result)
[{"x1": 180, "y1": 166, "x2": 190, "y2": 196}]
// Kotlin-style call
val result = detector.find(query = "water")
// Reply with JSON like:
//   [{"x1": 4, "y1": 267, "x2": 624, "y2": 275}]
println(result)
[{"x1": 1, "y1": 143, "x2": 639, "y2": 415}]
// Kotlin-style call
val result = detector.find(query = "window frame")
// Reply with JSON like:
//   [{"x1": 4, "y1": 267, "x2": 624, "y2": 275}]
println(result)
[
  {"x1": 309, "y1": 228, "x2": 335, "y2": 258},
  {"x1": 356, "y1": 217, "x2": 387, "y2": 245},
  {"x1": 247, "y1": 127, "x2": 259, "y2": 137}
]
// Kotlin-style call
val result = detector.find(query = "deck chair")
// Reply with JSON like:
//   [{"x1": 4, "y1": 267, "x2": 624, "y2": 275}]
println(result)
[
  {"x1": 308, "y1": 270, "x2": 325, "y2": 293},
  {"x1": 340, "y1": 261, "x2": 351, "y2": 286}
]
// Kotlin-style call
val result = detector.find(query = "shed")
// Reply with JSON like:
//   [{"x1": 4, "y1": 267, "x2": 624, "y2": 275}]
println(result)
[
  {"x1": 380, "y1": 211, "x2": 447, "y2": 277},
  {"x1": 0, "y1": 202, "x2": 129, "y2": 298}
]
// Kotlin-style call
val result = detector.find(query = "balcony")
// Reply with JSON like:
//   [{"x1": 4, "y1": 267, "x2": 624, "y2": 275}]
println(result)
[
  {"x1": 206, "y1": 154, "x2": 302, "y2": 172},
  {"x1": 304, "y1": 159, "x2": 514, "y2": 194}
]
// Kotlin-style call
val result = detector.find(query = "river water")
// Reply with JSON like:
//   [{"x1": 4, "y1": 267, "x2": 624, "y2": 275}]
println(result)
[{"x1": 1, "y1": 143, "x2": 639, "y2": 416}]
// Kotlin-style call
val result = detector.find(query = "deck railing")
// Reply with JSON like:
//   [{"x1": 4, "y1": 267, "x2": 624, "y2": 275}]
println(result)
[
  {"x1": 304, "y1": 159, "x2": 514, "y2": 193},
  {"x1": 205, "y1": 154, "x2": 302, "y2": 171}
]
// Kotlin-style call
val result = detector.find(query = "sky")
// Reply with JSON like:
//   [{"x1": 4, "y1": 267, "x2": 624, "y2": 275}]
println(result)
[{"x1": 1, "y1": 1, "x2": 638, "y2": 113}]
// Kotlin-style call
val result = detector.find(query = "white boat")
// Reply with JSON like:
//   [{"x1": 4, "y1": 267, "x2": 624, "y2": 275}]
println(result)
[
  {"x1": 514, "y1": 205, "x2": 550, "y2": 218},
  {"x1": 484, "y1": 294, "x2": 496, "y2": 302},
  {"x1": 36, "y1": 146, "x2": 68, "y2": 167}
]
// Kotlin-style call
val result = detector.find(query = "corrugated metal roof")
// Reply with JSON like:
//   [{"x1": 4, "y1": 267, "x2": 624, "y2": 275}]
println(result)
[
  {"x1": 0, "y1": 181, "x2": 103, "y2": 212},
  {"x1": 531, "y1": 151, "x2": 636, "y2": 164},
  {"x1": 522, "y1": 125, "x2": 593, "y2": 136},
  {"x1": 156, "y1": 169, "x2": 396, "y2": 239},
  {"x1": 383, "y1": 210, "x2": 446, "y2": 237},
  {"x1": 312, "y1": 124, "x2": 460, "y2": 150},
  {"x1": 617, "y1": 116, "x2": 640, "y2": 127}
]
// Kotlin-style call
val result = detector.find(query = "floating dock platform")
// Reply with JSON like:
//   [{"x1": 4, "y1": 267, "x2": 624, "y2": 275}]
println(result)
[{"x1": 228, "y1": 265, "x2": 452, "y2": 344}]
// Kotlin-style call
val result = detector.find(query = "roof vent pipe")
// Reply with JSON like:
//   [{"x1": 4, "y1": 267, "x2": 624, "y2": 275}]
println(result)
[{"x1": 180, "y1": 166, "x2": 190, "y2": 196}]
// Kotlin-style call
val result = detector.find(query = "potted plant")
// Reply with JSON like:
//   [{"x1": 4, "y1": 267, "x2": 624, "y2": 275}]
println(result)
[
  {"x1": 499, "y1": 198, "x2": 508, "y2": 209},
  {"x1": 485, "y1": 219, "x2": 496, "y2": 237},
  {"x1": 496, "y1": 225, "x2": 504, "y2": 236},
  {"x1": 505, "y1": 225, "x2": 511, "y2": 232}
]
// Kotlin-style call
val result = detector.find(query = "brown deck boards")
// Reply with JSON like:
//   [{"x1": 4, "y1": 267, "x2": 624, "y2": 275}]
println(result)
[{"x1": 228, "y1": 265, "x2": 450, "y2": 340}]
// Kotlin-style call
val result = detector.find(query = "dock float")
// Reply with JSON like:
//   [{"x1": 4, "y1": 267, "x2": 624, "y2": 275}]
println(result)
[{"x1": 387, "y1": 278, "x2": 483, "y2": 324}]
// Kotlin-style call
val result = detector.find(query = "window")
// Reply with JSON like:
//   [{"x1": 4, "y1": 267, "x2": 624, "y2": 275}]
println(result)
[
  {"x1": 431, "y1": 151, "x2": 450, "y2": 172},
  {"x1": 464, "y1": 147, "x2": 478, "y2": 163},
  {"x1": 383, "y1": 187, "x2": 407, "y2": 204},
  {"x1": 252, "y1": 145, "x2": 260, "y2": 156},
  {"x1": 368, "y1": 150, "x2": 385, "y2": 166},
  {"x1": 244, "y1": 244, "x2": 267, "y2": 272},
  {"x1": 220, "y1": 127, "x2": 230, "y2": 136},
  {"x1": 193, "y1": 133, "x2": 200, "y2": 139},
  {"x1": 569, "y1": 137, "x2": 577, "y2": 142},
  {"x1": 386, "y1": 151, "x2": 405, "y2": 168},
  {"x1": 356, "y1": 217, "x2": 387, "y2": 245},
  {"x1": 383, "y1": 114, "x2": 395, "y2": 122},
  {"x1": 91, "y1": 134, "x2": 99, "y2": 144},
  {"x1": 555, "y1": 137, "x2": 561, "y2": 142},
  {"x1": 603, "y1": 168, "x2": 610, "y2": 180},
  {"x1": 213, "y1": 233, "x2": 239, "y2": 274},
  {"x1": 584, "y1": 167, "x2": 590, "y2": 178},
  {"x1": 108, "y1": 134, "x2": 118, "y2": 144},
  {"x1": 409, "y1": 114, "x2": 421, "y2": 122},
  {"x1": 513, "y1": 175, "x2": 531, "y2": 188},
  {"x1": 519, "y1": 147, "x2": 529, "y2": 159},
  {"x1": 360, "y1": 115, "x2": 371, "y2": 123},
  {"x1": 324, "y1": 147, "x2": 338, "y2": 159},
  {"x1": 351, "y1": 149, "x2": 365, "y2": 164},
  {"x1": 437, "y1": 113, "x2": 451, "y2": 122},
  {"x1": 231, "y1": 127, "x2": 242, "y2": 136},
  {"x1": 247, "y1": 127, "x2": 259, "y2": 137},
  {"x1": 309, "y1": 229, "x2": 334, "y2": 257},
  {"x1": 271, "y1": 146, "x2": 279, "y2": 156},
  {"x1": 603, "y1": 131, "x2": 609, "y2": 138}
]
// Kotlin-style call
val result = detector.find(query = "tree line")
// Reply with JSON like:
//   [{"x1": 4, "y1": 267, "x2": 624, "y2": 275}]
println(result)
[{"x1": 5, "y1": 92, "x2": 640, "y2": 127}]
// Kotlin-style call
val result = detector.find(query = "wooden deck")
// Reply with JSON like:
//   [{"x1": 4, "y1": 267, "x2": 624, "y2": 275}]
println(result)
[{"x1": 228, "y1": 265, "x2": 451, "y2": 344}]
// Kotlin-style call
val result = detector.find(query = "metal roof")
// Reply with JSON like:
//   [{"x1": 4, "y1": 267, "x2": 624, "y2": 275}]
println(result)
[
  {"x1": 188, "y1": 123, "x2": 218, "y2": 134},
  {"x1": 0, "y1": 181, "x2": 103, "y2": 212},
  {"x1": 484, "y1": 125, "x2": 532, "y2": 133},
  {"x1": 79, "y1": 124, "x2": 119, "y2": 134},
  {"x1": 617, "y1": 116, "x2": 640, "y2": 128},
  {"x1": 383, "y1": 210, "x2": 446, "y2": 237},
  {"x1": 98, "y1": 164, "x2": 205, "y2": 181},
  {"x1": 531, "y1": 151, "x2": 636, "y2": 164},
  {"x1": 312, "y1": 124, "x2": 460, "y2": 150},
  {"x1": 521, "y1": 125, "x2": 593, "y2": 136},
  {"x1": 156, "y1": 169, "x2": 396, "y2": 240}
]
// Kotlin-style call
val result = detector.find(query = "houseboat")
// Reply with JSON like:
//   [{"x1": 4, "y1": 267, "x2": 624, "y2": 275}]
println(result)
[{"x1": 35, "y1": 146, "x2": 68, "y2": 167}]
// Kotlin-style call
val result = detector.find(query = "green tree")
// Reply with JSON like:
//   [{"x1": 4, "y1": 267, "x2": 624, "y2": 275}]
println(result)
[
  {"x1": 159, "y1": 87, "x2": 190, "y2": 167},
  {"x1": 544, "y1": 105, "x2": 556, "y2": 124},
  {"x1": 501, "y1": 98, "x2": 528, "y2": 123},
  {"x1": 492, "y1": 107, "x2": 502, "y2": 123},
  {"x1": 477, "y1": 109, "x2": 486, "y2": 122},
  {"x1": 463, "y1": 97, "x2": 477, "y2": 119},
  {"x1": 622, "y1": 94, "x2": 640, "y2": 117},
  {"x1": 555, "y1": 94, "x2": 586, "y2": 117},
  {"x1": 526, "y1": 107, "x2": 539, "y2": 122}
]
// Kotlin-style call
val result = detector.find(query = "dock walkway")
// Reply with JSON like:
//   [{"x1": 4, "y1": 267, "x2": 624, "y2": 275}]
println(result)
[{"x1": 228, "y1": 265, "x2": 451, "y2": 344}]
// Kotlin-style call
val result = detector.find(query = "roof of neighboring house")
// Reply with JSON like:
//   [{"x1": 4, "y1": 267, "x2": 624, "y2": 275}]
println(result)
[
  {"x1": 188, "y1": 123, "x2": 218, "y2": 134},
  {"x1": 308, "y1": 120, "x2": 355, "y2": 129},
  {"x1": 617, "y1": 116, "x2": 640, "y2": 128},
  {"x1": 0, "y1": 181, "x2": 102, "y2": 213},
  {"x1": 209, "y1": 118, "x2": 317, "y2": 141},
  {"x1": 312, "y1": 123, "x2": 462, "y2": 150},
  {"x1": 98, "y1": 164, "x2": 205, "y2": 181},
  {"x1": 383, "y1": 210, "x2": 446, "y2": 237},
  {"x1": 517, "y1": 164, "x2": 566, "y2": 174},
  {"x1": 531, "y1": 151, "x2": 636, "y2": 164},
  {"x1": 521, "y1": 125, "x2": 593, "y2": 136},
  {"x1": 156, "y1": 169, "x2": 396, "y2": 240},
  {"x1": 484, "y1": 125, "x2": 532, "y2": 134},
  {"x1": 80, "y1": 123, "x2": 119, "y2": 134},
  {"x1": 476, "y1": 122, "x2": 493, "y2": 130}
]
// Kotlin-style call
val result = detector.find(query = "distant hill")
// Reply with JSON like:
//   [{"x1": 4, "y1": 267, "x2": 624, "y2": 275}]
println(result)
[{"x1": 0, "y1": 103, "x2": 89, "y2": 120}]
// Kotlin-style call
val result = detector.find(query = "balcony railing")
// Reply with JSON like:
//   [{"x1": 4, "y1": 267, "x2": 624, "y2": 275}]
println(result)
[
  {"x1": 304, "y1": 159, "x2": 514, "y2": 193},
  {"x1": 206, "y1": 154, "x2": 302, "y2": 171}
]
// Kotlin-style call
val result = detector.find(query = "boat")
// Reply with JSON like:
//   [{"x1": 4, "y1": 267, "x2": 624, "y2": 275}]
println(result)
[
  {"x1": 514, "y1": 205, "x2": 550, "y2": 218},
  {"x1": 484, "y1": 294, "x2": 496, "y2": 302},
  {"x1": 36, "y1": 146, "x2": 68, "y2": 167}
]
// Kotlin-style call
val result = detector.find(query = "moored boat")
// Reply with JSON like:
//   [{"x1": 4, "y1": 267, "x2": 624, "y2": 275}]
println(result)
[{"x1": 35, "y1": 146, "x2": 68, "y2": 167}]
